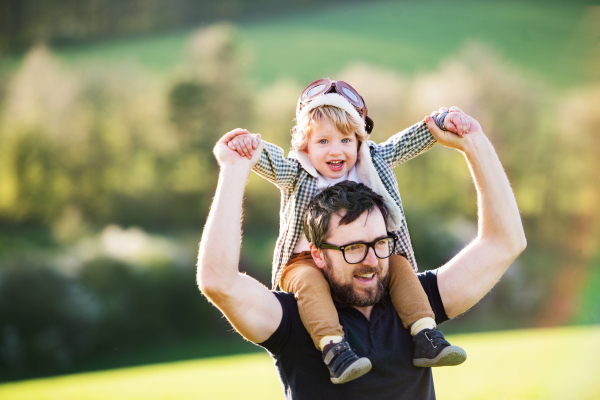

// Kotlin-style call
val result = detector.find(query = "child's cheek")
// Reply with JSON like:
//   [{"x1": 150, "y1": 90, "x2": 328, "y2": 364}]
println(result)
[{"x1": 347, "y1": 150, "x2": 359, "y2": 169}]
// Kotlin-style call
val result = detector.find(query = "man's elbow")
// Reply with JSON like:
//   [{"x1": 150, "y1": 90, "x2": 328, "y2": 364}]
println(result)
[
  {"x1": 481, "y1": 229, "x2": 527, "y2": 261},
  {"x1": 516, "y1": 233, "x2": 527, "y2": 254},
  {"x1": 197, "y1": 267, "x2": 232, "y2": 300},
  {"x1": 502, "y1": 230, "x2": 527, "y2": 260},
  {"x1": 511, "y1": 227, "x2": 527, "y2": 256}
]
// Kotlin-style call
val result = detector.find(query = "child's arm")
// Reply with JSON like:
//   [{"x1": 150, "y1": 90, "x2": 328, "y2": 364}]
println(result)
[
  {"x1": 375, "y1": 108, "x2": 469, "y2": 169},
  {"x1": 219, "y1": 130, "x2": 299, "y2": 190}
]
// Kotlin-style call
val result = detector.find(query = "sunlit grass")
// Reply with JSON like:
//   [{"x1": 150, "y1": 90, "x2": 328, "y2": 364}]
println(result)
[
  {"x1": 433, "y1": 325, "x2": 600, "y2": 400},
  {"x1": 0, "y1": 353, "x2": 281, "y2": 400},
  {"x1": 1, "y1": 325, "x2": 598, "y2": 400}
]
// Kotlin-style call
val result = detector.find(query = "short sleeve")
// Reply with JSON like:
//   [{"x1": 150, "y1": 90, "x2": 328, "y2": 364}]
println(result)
[
  {"x1": 417, "y1": 269, "x2": 449, "y2": 325},
  {"x1": 258, "y1": 292, "x2": 297, "y2": 355}
]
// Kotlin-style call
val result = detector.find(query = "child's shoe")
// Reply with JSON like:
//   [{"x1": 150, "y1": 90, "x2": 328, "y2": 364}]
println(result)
[
  {"x1": 322, "y1": 339, "x2": 372, "y2": 384},
  {"x1": 412, "y1": 328, "x2": 466, "y2": 367}
]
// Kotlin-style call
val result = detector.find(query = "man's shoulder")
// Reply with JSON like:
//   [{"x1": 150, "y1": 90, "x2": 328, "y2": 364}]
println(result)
[
  {"x1": 271, "y1": 291, "x2": 297, "y2": 305},
  {"x1": 417, "y1": 269, "x2": 449, "y2": 324},
  {"x1": 258, "y1": 291, "x2": 308, "y2": 355}
]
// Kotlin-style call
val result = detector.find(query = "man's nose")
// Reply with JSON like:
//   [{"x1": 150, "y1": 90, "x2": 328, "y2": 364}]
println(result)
[{"x1": 362, "y1": 247, "x2": 378, "y2": 266}]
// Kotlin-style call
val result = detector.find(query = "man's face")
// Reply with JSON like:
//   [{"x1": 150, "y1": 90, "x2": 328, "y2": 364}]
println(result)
[{"x1": 313, "y1": 208, "x2": 390, "y2": 308}]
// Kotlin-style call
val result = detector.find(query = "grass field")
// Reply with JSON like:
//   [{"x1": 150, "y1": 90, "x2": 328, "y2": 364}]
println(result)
[
  {"x1": 1, "y1": 325, "x2": 598, "y2": 400},
  {"x1": 2, "y1": 0, "x2": 593, "y2": 87}
]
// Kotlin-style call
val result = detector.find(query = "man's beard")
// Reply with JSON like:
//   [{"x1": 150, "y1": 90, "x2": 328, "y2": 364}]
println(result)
[{"x1": 322, "y1": 255, "x2": 389, "y2": 307}]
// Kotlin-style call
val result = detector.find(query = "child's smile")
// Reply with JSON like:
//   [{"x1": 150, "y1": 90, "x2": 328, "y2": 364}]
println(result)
[
  {"x1": 306, "y1": 119, "x2": 358, "y2": 179},
  {"x1": 327, "y1": 160, "x2": 345, "y2": 171}
]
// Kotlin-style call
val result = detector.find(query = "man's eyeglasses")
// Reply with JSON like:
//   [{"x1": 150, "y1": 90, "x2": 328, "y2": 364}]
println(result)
[{"x1": 319, "y1": 235, "x2": 398, "y2": 264}]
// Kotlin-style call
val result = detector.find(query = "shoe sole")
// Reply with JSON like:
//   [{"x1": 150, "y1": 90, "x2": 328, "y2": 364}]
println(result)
[
  {"x1": 413, "y1": 346, "x2": 467, "y2": 368},
  {"x1": 330, "y1": 357, "x2": 372, "y2": 384}
]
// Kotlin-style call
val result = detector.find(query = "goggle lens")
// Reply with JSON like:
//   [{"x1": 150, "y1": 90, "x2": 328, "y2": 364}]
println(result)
[
  {"x1": 306, "y1": 84, "x2": 327, "y2": 97},
  {"x1": 340, "y1": 86, "x2": 359, "y2": 103}
]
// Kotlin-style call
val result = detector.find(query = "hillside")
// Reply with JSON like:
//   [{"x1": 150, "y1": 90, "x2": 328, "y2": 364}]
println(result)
[{"x1": 2, "y1": 0, "x2": 593, "y2": 86}]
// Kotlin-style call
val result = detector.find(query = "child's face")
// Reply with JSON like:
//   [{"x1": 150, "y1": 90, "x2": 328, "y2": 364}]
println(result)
[{"x1": 305, "y1": 118, "x2": 358, "y2": 179}]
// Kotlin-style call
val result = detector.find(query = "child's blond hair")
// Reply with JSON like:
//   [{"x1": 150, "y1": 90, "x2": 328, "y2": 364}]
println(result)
[{"x1": 291, "y1": 105, "x2": 368, "y2": 152}]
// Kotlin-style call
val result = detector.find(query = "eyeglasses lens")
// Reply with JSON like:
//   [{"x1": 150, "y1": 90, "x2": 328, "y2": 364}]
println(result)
[
  {"x1": 344, "y1": 238, "x2": 393, "y2": 263},
  {"x1": 306, "y1": 84, "x2": 326, "y2": 98},
  {"x1": 341, "y1": 86, "x2": 359, "y2": 103},
  {"x1": 344, "y1": 244, "x2": 367, "y2": 263}
]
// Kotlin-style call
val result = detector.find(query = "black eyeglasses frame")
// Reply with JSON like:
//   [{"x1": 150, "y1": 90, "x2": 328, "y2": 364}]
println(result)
[{"x1": 319, "y1": 235, "x2": 398, "y2": 264}]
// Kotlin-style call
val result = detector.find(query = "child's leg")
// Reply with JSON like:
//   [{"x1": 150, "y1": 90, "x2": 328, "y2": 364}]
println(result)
[
  {"x1": 280, "y1": 252, "x2": 344, "y2": 350},
  {"x1": 389, "y1": 255, "x2": 467, "y2": 367},
  {"x1": 388, "y1": 254, "x2": 436, "y2": 334}
]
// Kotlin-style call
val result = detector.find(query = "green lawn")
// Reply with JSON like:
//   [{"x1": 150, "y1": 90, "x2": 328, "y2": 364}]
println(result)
[
  {"x1": 1, "y1": 325, "x2": 598, "y2": 400},
  {"x1": 2, "y1": 1, "x2": 592, "y2": 87}
]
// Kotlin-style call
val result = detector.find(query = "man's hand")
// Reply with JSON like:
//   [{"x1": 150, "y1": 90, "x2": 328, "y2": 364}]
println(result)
[{"x1": 214, "y1": 129, "x2": 263, "y2": 167}]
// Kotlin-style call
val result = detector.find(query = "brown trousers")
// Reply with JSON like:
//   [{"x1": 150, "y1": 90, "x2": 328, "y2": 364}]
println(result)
[{"x1": 280, "y1": 252, "x2": 435, "y2": 350}]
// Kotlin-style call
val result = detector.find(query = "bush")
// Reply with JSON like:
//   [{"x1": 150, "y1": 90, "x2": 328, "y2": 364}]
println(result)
[{"x1": 0, "y1": 258, "x2": 99, "y2": 379}]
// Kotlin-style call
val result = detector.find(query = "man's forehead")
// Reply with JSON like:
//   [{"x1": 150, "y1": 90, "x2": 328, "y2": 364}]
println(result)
[{"x1": 326, "y1": 208, "x2": 387, "y2": 242}]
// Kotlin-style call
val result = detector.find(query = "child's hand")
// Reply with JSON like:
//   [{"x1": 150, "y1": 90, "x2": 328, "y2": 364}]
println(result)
[
  {"x1": 425, "y1": 109, "x2": 482, "y2": 152},
  {"x1": 214, "y1": 129, "x2": 263, "y2": 167},
  {"x1": 438, "y1": 107, "x2": 470, "y2": 138},
  {"x1": 445, "y1": 109, "x2": 470, "y2": 137},
  {"x1": 227, "y1": 132, "x2": 259, "y2": 160}
]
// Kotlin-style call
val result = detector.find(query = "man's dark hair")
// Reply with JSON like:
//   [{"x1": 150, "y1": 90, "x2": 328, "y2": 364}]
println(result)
[{"x1": 303, "y1": 181, "x2": 390, "y2": 247}]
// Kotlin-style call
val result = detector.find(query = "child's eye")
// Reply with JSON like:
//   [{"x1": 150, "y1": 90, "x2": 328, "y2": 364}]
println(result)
[
  {"x1": 341, "y1": 138, "x2": 352, "y2": 143},
  {"x1": 318, "y1": 139, "x2": 328, "y2": 144}
]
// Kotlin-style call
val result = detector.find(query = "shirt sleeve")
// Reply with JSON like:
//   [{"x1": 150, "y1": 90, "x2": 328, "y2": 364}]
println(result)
[
  {"x1": 253, "y1": 140, "x2": 301, "y2": 191},
  {"x1": 257, "y1": 292, "x2": 297, "y2": 355},
  {"x1": 417, "y1": 269, "x2": 449, "y2": 325},
  {"x1": 372, "y1": 121, "x2": 437, "y2": 169}
]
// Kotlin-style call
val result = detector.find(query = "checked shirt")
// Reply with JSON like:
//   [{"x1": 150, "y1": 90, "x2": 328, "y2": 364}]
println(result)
[{"x1": 253, "y1": 121, "x2": 437, "y2": 289}]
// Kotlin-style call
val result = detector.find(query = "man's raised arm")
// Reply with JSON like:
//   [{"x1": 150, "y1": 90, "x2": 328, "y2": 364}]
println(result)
[
  {"x1": 197, "y1": 129, "x2": 282, "y2": 343},
  {"x1": 424, "y1": 112, "x2": 527, "y2": 319}
]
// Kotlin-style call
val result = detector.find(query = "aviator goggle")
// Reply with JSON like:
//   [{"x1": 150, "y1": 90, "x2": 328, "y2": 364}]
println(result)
[{"x1": 298, "y1": 79, "x2": 374, "y2": 134}]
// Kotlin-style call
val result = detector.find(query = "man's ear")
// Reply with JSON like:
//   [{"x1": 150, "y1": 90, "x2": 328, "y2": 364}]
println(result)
[{"x1": 310, "y1": 244, "x2": 326, "y2": 269}]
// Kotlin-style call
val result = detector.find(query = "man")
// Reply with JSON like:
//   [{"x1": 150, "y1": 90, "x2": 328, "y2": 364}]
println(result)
[{"x1": 197, "y1": 109, "x2": 526, "y2": 399}]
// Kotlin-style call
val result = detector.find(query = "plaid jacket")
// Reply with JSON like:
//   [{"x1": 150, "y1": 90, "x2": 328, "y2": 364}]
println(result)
[{"x1": 253, "y1": 121, "x2": 437, "y2": 289}]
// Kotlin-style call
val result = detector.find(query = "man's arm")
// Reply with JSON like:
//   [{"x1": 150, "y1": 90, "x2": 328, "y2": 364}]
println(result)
[
  {"x1": 424, "y1": 114, "x2": 527, "y2": 319},
  {"x1": 197, "y1": 129, "x2": 282, "y2": 343}
]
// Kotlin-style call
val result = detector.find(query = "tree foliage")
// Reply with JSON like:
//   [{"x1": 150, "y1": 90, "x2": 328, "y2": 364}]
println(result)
[{"x1": 0, "y1": 0, "x2": 356, "y2": 52}]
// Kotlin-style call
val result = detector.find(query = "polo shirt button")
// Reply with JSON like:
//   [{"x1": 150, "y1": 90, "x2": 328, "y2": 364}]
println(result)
[{"x1": 371, "y1": 330, "x2": 374, "y2": 334}]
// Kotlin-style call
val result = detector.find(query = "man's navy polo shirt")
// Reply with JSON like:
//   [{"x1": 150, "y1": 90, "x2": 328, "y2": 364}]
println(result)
[{"x1": 259, "y1": 270, "x2": 448, "y2": 400}]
